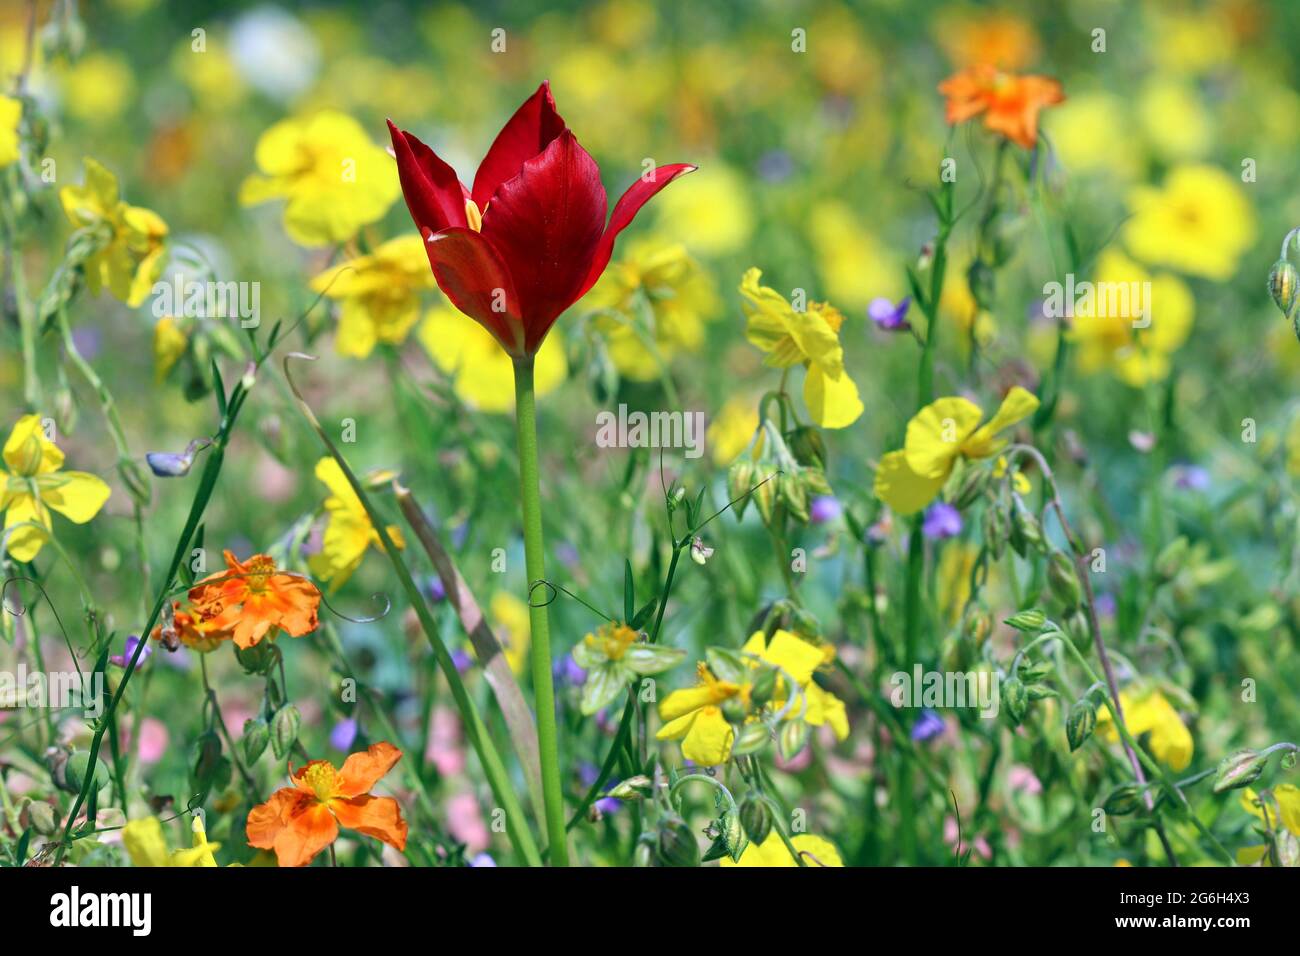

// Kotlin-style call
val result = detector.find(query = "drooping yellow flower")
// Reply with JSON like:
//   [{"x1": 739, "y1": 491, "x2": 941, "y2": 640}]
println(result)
[
  {"x1": 1068, "y1": 249, "x2": 1193, "y2": 386},
  {"x1": 706, "y1": 395, "x2": 760, "y2": 466},
  {"x1": 239, "y1": 111, "x2": 399, "y2": 247},
  {"x1": 60, "y1": 158, "x2": 168, "y2": 308},
  {"x1": 307, "y1": 457, "x2": 404, "y2": 591},
  {"x1": 720, "y1": 832, "x2": 844, "y2": 868},
  {"x1": 1235, "y1": 785, "x2": 1300, "y2": 865},
  {"x1": 0, "y1": 415, "x2": 110, "y2": 562},
  {"x1": 657, "y1": 630, "x2": 831, "y2": 766},
  {"x1": 873, "y1": 386, "x2": 1039, "y2": 516},
  {"x1": 122, "y1": 815, "x2": 219, "y2": 867},
  {"x1": 310, "y1": 235, "x2": 434, "y2": 358},
  {"x1": 993, "y1": 455, "x2": 1031, "y2": 495},
  {"x1": 1123, "y1": 165, "x2": 1256, "y2": 280},
  {"x1": 742, "y1": 630, "x2": 848, "y2": 741},
  {"x1": 0, "y1": 94, "x2": 21, "y2": 167},
  {"x1": 419, "y1": 304, "x2": 567, "y2": 413},
  {"x1": 584, "y1": 241, "x2": 718, "y2": 381},
  {"x1": 1095, "y1": 688, "x2": 1193, "y2": 772},
  {"x1": 739, "y1": 268, "x2": 863, "y2": 429}
]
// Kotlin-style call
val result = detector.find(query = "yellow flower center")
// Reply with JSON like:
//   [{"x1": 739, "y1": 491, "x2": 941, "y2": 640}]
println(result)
[
  {"x1": 587, "y1": 623, "x2": 639, "y2": 660},
  {"x1": 244, "y1": 555, "x2": 276, "y2": 592},
  {"x1": 303, "y1": 762, "x2": 339, "y2": 803}
]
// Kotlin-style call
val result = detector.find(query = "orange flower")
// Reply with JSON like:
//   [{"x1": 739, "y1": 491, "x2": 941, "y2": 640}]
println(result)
[
  {"x1": 188, "y1": 550, "x2": 321, "y2": 649},
  {"x1": 246, "y1": 742, "x2": 409, "y2": 867},
  {"x1": 938, "y1": 65, "x2": 1063, "y2": 149},
  {"x1": 150, "y1": 601, "x2": 232, "y2": 653}
]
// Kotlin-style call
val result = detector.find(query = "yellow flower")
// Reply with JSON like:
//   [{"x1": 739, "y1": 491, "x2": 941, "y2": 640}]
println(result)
[
  {"x1": 1095, "y1": 689, "x2": 1193, "y2": 772},
  {"x1": 706, "y1": 395, "x2": 759, "y2": 466},
  {"x1": 1069, "y1": 249, "x2": 1193, "y2": 386},
  {"x1": 1235, "y1": 785, "x2": 1300, "y2": 866},
  {"x1": 873, "y1": 386, "x2": 1039, "y2": 516},
  {"x1": 741, "y1": 630, "x2": 848, "y2": 741},
  {"x1": 720, "y1": 832, "x2": 843, "y2": 867},
  {"x1": 651, "y1": 164, "x2": 753, "y2": 256},
  {"x1": 739, "y1": 268, "x2": 863, "y2": 429},
  {"x1": 1045, "y1": 92, "x2": 1139, "y2": 180},
  {"x1": 419, "y1": 304, "x2": 567, "y2": 413},
  {"x1": 122, "y1": 815, "x2": 219, "y2": 867},
  {"x1": 657, "y1": 630, "x2": 832, "y2": 765},
  {"x1": 489, "y1": 592, "x2": 531, "y2": 676},
  {"x1": 0, "y1": 94, "x2": 20, "y2": 167},
  {"x1": 807, "y1": 201, "x2": 900, "y2": 310},
  {"x1": 311, "y1": 235, "x2": 434, "y2": 358},
  {"x1": 153, "y1": 317, "x2": 188, "y2": 383},
  {"x1": 60, "y1": 158, "x2": 168, "y2": 307},
  {"x1": 993, "y1": 456, "x2": 1031, "y2": 495},
  {"x1": 58, "y1": 52, "x2": 134, "y2": 122},
  {"x1": 585, "y1": 242, "x2": 718, "y2": 381},
  {"x1": 307, "y1": 457, "x2": 404, "y2": 591},
  {"x1": 0, "y1": 415, "x2": 110, "y2": 562},
  {"x1": 239, "y1": 111, "x2": 399, "y2": 247},
  {"x1": 1123, "y1": 165, "x2": 1256, "y2": 280}
]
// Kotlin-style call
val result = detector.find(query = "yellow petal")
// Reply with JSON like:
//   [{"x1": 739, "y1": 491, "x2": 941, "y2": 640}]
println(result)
[
  {"x1": 804, "y1": 683, "x2": 850, "y2": 740},
  {"x1": 37, "y1": 471, "x2": 111, "y2": 523},
  {"x1": 761, "y1": 630, "x2": 824, "y2": 687},
  {"x1": 659, "y1": 684, "x2": 724, "y2": 722},
  {"x1": 962, "y1": 386, "x2": 1039, "y2": 460},
  {"x1": 655, "y1": 711, "x2": 697, "y2": 742},
  {"x1": 122, "y1": 817, "x2": 171, "y2": 867},
  {"x1": 681, "y1": 707, "x2": 734, "y2": 765},
  {"x1": 803, "y1": 363, "x2": 863, "y2": 429},
  {"x1": 904, "y1": 396, "x2": 983, "y2": 479},
  {"x1": 3, "y1": 494, "x2": 51, "y2": 562},
  {"x1": 873, "y1": 449, "x2": 945, "y2": 516}
]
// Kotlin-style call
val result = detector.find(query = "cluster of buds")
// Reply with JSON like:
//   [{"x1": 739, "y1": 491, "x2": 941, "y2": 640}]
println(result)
[{"x1": 729, "y1": 420, "x2": 832, "y2": 526}]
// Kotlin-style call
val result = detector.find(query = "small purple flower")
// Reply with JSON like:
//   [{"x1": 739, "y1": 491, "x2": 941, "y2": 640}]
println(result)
[
  {"x1": 109, "y1": 635, "x2": 150, "y2": 669},
  {"x1": 1171, "y1": 464, "x2": 1211, "y2": 493},
  {"x1": 1094, "y1": 592, "x2": 1117, "y2": 618},
  {"x1": 425, "y1": 575, "x2": 447, "y2": 603},
  {"x1": 555, "y1": 541, "x2": 581, "y2": 570},
  {"x1": 468, "y1": 852, "x2": 497, "y2": 867},
  {"x1": 330, "y1": 718, "x2": 358, "y2": 751},
  {"x1": 451, "y1": 648, "x2": 474, "y2": 674},
  {"x1": 554, "y1": 654, "x2": 587, "y2": 688},
  {"x1": 922, "y1": 502, "x2": 962, "y2": 540},
  {"x1": 810, "y1": 495, "x2": 842, "y2": 525},
  {"x1": 868, "y1": 296, "x2": 911, "y2": 331},
  {"x1": 595, "y1": 794, "x2": 623, "y2": 815},
  {"x1": 911, "y1": 708, "x2": 945, "y2": 743}
]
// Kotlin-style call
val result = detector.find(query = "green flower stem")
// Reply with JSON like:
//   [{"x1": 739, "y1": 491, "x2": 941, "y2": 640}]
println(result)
[
  {"x1": 512, "y1": 356, "x2": 569, "y2": 867},
  {"x1": 0, "y1": 190, "x2": 39, "y2": 410}
]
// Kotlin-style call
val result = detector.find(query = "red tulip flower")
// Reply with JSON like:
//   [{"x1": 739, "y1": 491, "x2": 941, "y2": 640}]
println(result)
[{"x1": 388, "y1": 82, "x2": 696, "y2": 357}]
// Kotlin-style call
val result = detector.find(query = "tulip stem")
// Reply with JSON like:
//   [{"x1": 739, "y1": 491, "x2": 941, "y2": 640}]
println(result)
[{"x1": 512, "y1": 356, "x2": 569, "y2": 867}]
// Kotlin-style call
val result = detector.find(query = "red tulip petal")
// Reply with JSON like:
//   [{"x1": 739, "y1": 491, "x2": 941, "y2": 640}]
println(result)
[
  {"x1": 388, "y1": 120, "x2": 469, "y2": 235},
  {"x1": 471, "y1": 81, "x2": 568, "y2": 210},
  {"x1": 425, "y1": 228, "x2": 527, "y2": 354},
  {"x1": 480, "y1": 129, "x2": 607, "y2": 352},
  {"x1": 576, "y1": 163, "x2": 697, "y2": 301}
]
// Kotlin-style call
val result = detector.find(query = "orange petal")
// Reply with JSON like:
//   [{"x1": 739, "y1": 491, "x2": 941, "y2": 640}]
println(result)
[
  {"x1": 246, "y1": 787, "x2": 308, "y2": 850},
  {"x1": 255, "y1": 795, "x2": 338, "y2": 868},
  {"x1": 331, "y1": 794, "x2": 408, "y2": 851},
  {"x1": 335, "y1": 741, "x2": 403, "y2": 798}
]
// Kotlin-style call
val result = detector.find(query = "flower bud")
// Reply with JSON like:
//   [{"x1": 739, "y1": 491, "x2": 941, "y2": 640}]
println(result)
[
  {"x1": 786, "y1": 426, "x2": 826, "y2": 469},
  {"x1": 779, "y1": 472, "x2": 809, "y2": 523},
  {"x1": 721, "y1": 697, "x2": 749, "y2": 724},
  {"x1": 1212, "y1": 749, "x2": 1268, "y2": 793},
  {"x1": 778, "y1": 719, "x2": 809, "y2": 761},
  {"x1": 1066, "y1": 698, "x2": 1097, "y2": 752},
  {"x1": 1269, "y1": 258, "x2": 1299, "y2": 319},
  {"x1": 749, "y1": 666, "x2": 778, "y2": 706},
  {"x1": 728, "y1": 460, "x2": 755, "y2": 521},
  {"x1": 1004, "y1": 608, "x2": 1047, "y2": 632},
  {"x1": 731, "y1": 721, "x2": 771, "y2": 756},
  {"x1": 242, "y1": 716, "x2": 270, "y2": 765},
  {"x1": 656, "y1": 817, "x2": 701, "y2": 867},
  {"x1": 739, "y1": 794, "x2": 773, "y2": 845},
  {"x1": 1047, "y1": 551, "x2": 1082, "y2": 609},
  {"x1": 271, "y1": 704, "x2": 301, "y2": 760},
  {"x1": 1010, "y1": 497, "x2": 1044, "y2": 556},
  {"x1": 1103, "y1": 784, "x2": 1145, "y2": 816},
  {"x1": 1003, "y1": 677, "x2": 1028, "y2": 725}
]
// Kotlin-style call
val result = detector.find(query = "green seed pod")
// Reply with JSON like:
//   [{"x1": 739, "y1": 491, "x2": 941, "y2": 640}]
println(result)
[
  {"x1": 962, "y1": 601, "x2": 993, "y2": 646},
  {"x1": 1047, "y1": 551, "x2": 1082, "y2": 609},
  {"x1": 721, "y1": 697, "x2": 749, "y2": 724},
  {"x1": 801, "y1": 466, "x2": 833, "y2": 498},
  {"x1": 1268, "y1": 258, "x2": 1299, "y2": 319},
  {"x1": 754, "y1": 470, "x2": 777, "y2": 524},
  {"x1": 728, "y1": 460, "x2": 755, "y2": 521},
  {"x1": 1010, "y1": 497, "x2": 1044, "y2": 556},
  {"x1": 1066, "y1": 698, "x2": 1097, "y2": 752},
  {"x1": 1064, "y1": 607, "x2": 1092, "y2": 654},
  {"x1": 731, "y1": 721, "x2": 771, "y2": 756},
  {"x1": 1004, "y1": 608, "x2": 1047, "y2": 632},
  {"x1": 656, "y1": 817, "x2": 701, "y2": 867},
  {"x1": 23, "y1": 799, "x2": 58, "y2": 836},
  {"x1": 235, "y1": 640, "x2": 278, "y2": 676},
  {"x1": 778, "y1": 719, "x2": 809, "y2": 761},
  {"x1": 739, "y1": 794, "x2": 773, "y2": 845},
  {"x1": 633, "y1": 837, "x2": 656, "y2": 867},
  {"x1": 1212, "y1": 749, "x2": 1268, "y2": 793},
  {"x1": 271, "y1": 704, "x2": 301, "y2": 760},
  {"x1": 749, "y1": 666, "x2": 778, "y2": 706},
  {"x1": 242, "y1": 716, "x2": 271, "y2": 765},
  {"x1": 780, "y1": 471, "x2": 809, "y2": 523}
]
